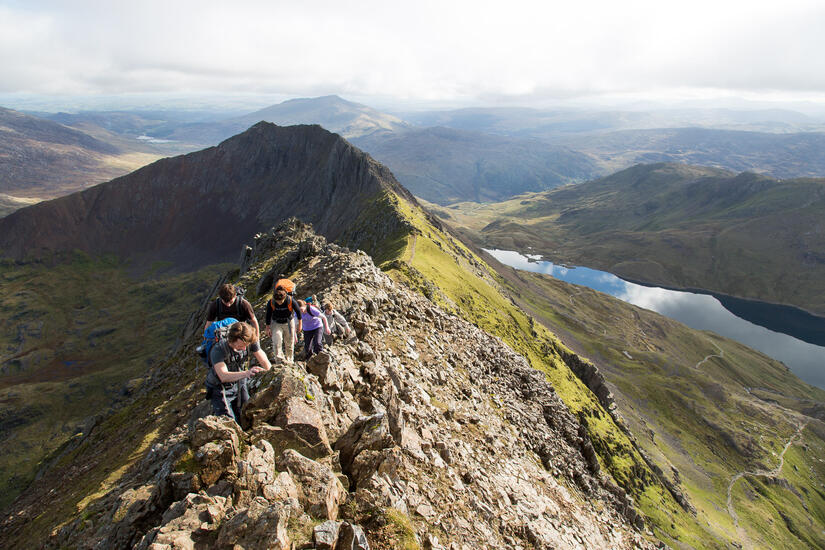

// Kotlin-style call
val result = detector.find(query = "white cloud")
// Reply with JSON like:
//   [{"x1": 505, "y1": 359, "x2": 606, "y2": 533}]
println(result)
[{"x1": 1, "y1": 0, "x2": 824, "y2": 105}]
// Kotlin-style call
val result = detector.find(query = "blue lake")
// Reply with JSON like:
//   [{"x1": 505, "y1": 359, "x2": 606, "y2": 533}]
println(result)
[{"x1": 485, "y1": 249, "x2": 825, "y2": 390}]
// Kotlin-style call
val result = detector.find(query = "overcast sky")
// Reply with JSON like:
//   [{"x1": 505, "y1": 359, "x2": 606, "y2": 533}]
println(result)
[{"x1": 2, "y1": 0, "x2": 825, "y2": 111}]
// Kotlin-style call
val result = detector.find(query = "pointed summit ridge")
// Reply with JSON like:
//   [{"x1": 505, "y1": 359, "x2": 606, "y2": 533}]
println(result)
[{"x1": 0, "y1": 123, "x2": 414, "y2": 270}]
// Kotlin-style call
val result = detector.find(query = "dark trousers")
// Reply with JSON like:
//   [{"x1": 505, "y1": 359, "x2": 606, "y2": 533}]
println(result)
[
  {"x1": 207, "y1": 379, "x2": 249, "y2": 422},
  {"x1": 303, "y1": 327, "x2": 324, "y2": 358}
]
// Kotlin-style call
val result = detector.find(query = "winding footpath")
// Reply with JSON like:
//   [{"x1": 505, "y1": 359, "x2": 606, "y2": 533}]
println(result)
[
  {"x1": 726, "y1": 420, "x2": 808, "y2": 549},
  {"x1": 694, "y1": 341, "x2": 724, "y2": 369}
]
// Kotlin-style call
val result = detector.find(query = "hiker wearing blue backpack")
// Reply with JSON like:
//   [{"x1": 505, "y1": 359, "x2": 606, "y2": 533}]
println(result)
[
  {"x1": 205, "y1": 284, "x2": 259, "y2": 337},
  {"x1": 206, "y1": 321, "x2": 271, "y2": 421}
]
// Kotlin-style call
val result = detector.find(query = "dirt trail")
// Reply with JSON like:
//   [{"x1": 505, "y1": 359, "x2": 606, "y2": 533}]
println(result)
[
  {"x1": 694, "y1": 341, "x2": 724, "y2": 369},
  {"x1": 726, "y1": 421, "x2": 808, "y2": 549}
]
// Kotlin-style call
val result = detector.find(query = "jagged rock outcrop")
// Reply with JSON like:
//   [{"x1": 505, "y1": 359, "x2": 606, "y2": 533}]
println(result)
[{"x1": 41, "y1": 220, "x2": 656, "y2": 549}]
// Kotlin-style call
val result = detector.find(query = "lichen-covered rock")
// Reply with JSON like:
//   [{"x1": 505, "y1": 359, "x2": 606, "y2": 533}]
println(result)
[
  {"x1": 195, "y1": 439, "x2": 238, "y2": 487},
  {"x1": 313, "y1": 520, "x2": 341, "y2": 549},
  {"x1": 275, "y1": 397, "x2": 332, "y2": 455},
  {"x1": 234, "y1": 439, "x2": 277, "y2": 507},
  {"x1": 251, "y1": 424, "x2": 331, "y2": 460},
  {"x1": 135, "y1": 493, "x2": 227, "y2": 550},
  {"x1": 336, "y1": 522, "x2": 370, "y2": 550},
  {"x1": 191, "y1": 416, "x2": 243, "y2": 450},
  {"x1": 215, "y1": 497, "x2": 291, "y2": 550},
  {"x1": 276, "y1": 449, "x2": 346, "y2": 520},
  {"x1": 307, "y1": 351, "x2": 340, "y2": 390},
  {"x1": 242, "y1": 369, "x2": 323, "y2": 430},
  {"x1": 350, "y1": 447, "x2": 403, "y2": 491},
  {"x1": 334, "y1": 413, "x2": 395, "y2": 475}
]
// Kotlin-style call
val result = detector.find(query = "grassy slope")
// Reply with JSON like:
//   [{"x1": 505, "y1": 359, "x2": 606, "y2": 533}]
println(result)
[
  {"x1": 430, "y1": 163, "x2": 825, "y2": 316},
  {"x1": 0, "y1": 254, "x2": 227, "y2": 511},
  {"x1": 8, "y1": 184, "x2": 815, "y2": 547},
  {"x1": 379, "y1": 194, "x2": 723, "y2": 548},
  {"x1": 0, "y1": 238, "x2": 318, "y2": 546},
  {"x1": 489, "y1": 261, "x2": 825, "y2": 549}
]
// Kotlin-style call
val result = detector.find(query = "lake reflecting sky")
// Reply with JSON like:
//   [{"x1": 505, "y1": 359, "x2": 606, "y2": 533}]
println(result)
[{"x1": 486, "y1": 249, "x2": 825, "y2": 389}]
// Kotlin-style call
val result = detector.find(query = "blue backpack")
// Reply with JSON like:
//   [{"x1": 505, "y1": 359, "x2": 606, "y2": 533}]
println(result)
[{"x1": 197, "y1": 317, "x2": 239, "y2": 366}]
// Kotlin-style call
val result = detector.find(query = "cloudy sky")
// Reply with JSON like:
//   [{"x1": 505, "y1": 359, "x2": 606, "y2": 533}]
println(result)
[{"x1": 2, "y1": 0, "x2": 825, "y2": 110}]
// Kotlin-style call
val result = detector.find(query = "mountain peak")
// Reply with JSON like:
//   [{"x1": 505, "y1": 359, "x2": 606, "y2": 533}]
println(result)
[
  {"x1": 0, "y1": 124, "x2": 412, "y2": 269},
  {"x1": 242, "y1": 96, "x2": 410, "y2": 139}
]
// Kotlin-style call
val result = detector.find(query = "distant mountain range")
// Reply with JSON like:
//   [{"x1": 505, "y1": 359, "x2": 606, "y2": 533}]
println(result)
[
  {"x1": 403, "y1": 105, "x2": 825, "y2": 136},
  {"x1": 352, "y1": 126, "x2": 600, "y2": 203},
  {"x1": 7, "y1": 95, "x2": 825, "y2": 213},
  {"x1": 560, "y1": 127, "x2": 825, "y2": 177},
  {"x1": 440, "y1": 162, "x2": 825, "y2": 316},
  {"x1": 148, "y1": 95, "x2": 410, "y2": 145},
  {"x1": 0, "y1": 107, "x2": 151, "y2": 199}
]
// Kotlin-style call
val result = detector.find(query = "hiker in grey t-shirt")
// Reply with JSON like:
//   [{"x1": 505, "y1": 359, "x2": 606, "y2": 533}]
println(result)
[
  {"x1": 207, "y1": 321, "x2": 271, "y2": 422},
  {"x1": 323, "y1": 301, "x2": 351, "y2": 345}
]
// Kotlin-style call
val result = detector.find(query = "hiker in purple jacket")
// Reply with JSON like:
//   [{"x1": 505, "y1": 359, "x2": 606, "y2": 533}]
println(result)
[{"x1": 298, "y1": 298, "x2": 330, "y2": 359}]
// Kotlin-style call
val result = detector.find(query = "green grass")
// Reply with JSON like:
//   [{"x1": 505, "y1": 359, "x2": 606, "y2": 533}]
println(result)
[
  {"x1": 484, "y1": 262, "x2": 825, "y2": 548},
  {"x1": 439, "y1": 163, "x2": 825, "y2": 316},
  {"x1": 6, "y1": 179, "x2": 824, "y2": 549},
  {"x1": 377, "y1": 192, "x2": 725, "y2": 546},
  {"x1": 0, "y1": 254, "x2": 228, "y2": 511}
]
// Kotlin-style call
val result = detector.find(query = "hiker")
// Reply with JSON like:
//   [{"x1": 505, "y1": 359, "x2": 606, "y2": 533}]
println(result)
[
  {"x1": 264, "y1": 285, "x2": 303, "y2": 364},
  {"x1": 298, "y1": 298, "x2": 330, "y2": 359},
  {"x1": 207, "y1": 321, "x2": 271, "y2": 421},
  {"x1": 323, "y1": 301, "x2": 351, "y2": 344},
  {"x1": 205, "y1": 284, "x2": 259, "y2": 336}
]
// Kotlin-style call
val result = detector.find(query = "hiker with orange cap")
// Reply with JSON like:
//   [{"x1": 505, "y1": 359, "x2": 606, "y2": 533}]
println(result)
[{"x1": 265, "y1": 282, "x2": 302, "y2": 364}]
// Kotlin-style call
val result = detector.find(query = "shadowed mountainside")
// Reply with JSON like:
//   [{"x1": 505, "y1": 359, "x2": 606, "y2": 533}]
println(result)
[
  {"x1": 0, "y1": 122, "x2": 416, "y2": 270},
  {"x1": 353, "y1": 126, "x2": 600, "y2": 204}
]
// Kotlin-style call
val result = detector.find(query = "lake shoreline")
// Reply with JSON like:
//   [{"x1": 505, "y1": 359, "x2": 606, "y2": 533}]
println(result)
[{"x1": 485, "y1": 248, "x2": 825, "y2": 389}]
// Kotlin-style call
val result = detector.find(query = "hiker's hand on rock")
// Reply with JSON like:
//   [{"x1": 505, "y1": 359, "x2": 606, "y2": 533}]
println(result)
[
  {"x1": 325, "y1": 328, "x2": 331, "y2": 335},
  {"x1": 249, "y1": 366, "x2": 265, "y2": 376},
  {"x1": 265, "y1": 326, "x2": 271, "y2": 336}
]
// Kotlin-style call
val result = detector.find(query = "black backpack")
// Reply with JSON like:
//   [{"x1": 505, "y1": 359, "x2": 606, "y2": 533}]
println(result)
[{"x1": 216, "y1": 287, "x2": 247, "y2": 320}]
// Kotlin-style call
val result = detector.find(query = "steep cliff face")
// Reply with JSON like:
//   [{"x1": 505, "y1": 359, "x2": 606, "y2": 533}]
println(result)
[
  {"x1": 3, "y1": 221, "x2": 654, "y2": 549},
  {"x1": 0, "y1": 123, "x2": 414, "y2": 269}
]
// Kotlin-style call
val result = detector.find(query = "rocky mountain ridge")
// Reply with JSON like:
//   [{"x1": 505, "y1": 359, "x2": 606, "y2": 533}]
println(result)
[
  {"x1": 6, "y1": 220, "x2": 656, "y2": 549},
  {"x1": 0, "y1": 123, "x2": 415, "y2": 270}
]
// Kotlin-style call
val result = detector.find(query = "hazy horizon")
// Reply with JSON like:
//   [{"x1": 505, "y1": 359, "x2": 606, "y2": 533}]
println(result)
[{"x1": 2, "y1": 1, "x2": 825, "y2": 116}]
